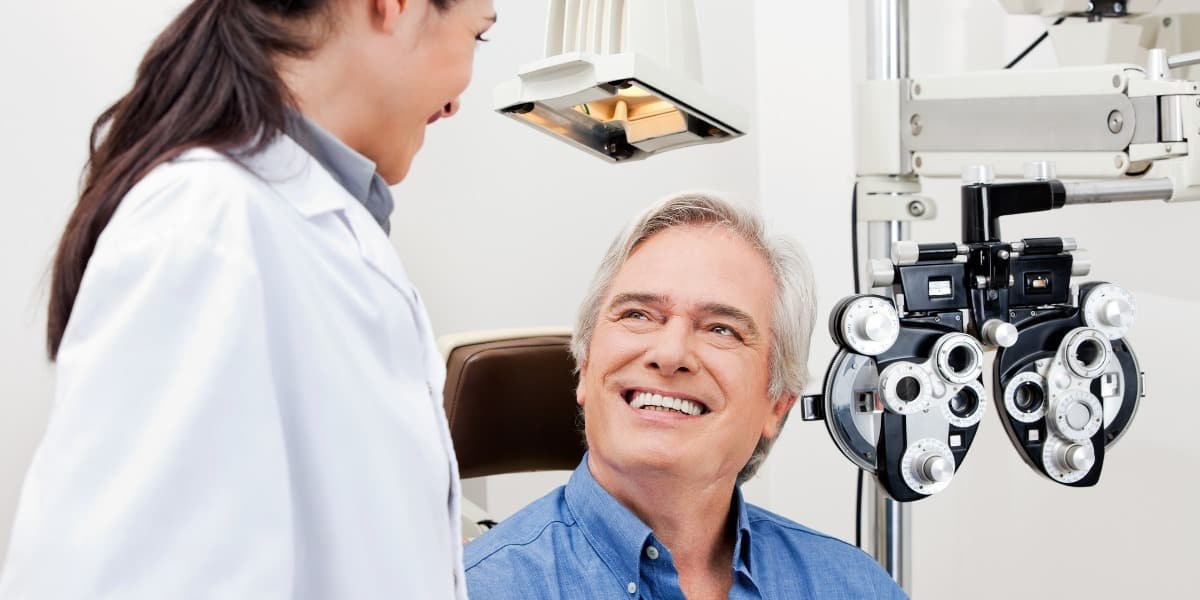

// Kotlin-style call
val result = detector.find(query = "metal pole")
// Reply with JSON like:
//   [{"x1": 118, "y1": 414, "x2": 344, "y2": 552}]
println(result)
[
  {"x1": 866, "y1": 0, "x2": 908, "y2": 80},
  {"x1": 862, "y1": 221, "x2": 912, "y2": 592},
  {"x1": 861, "y1": 0, "x2": 912, "y2": 592},
  {"x1": 1062, "y1": 178, "x2": 1174, "y2": 204}
]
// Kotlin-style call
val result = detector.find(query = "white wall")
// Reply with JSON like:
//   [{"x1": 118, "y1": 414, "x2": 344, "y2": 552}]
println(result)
[
  {"x1": 0, "y1": 0, "x2": 192, "y2": 564},
  {"x1": 3, "y1": 2, "x2": 1198, "y2": 598}
]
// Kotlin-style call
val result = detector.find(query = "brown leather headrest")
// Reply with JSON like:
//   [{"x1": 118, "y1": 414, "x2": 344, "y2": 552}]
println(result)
[{"x1": 442, "y1": 333, "x2": 585, "y2": 479}]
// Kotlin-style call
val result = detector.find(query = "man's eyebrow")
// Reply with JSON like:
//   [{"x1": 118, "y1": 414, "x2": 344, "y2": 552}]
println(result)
[
  {"x1": 699, "y1": 302, "x2": 760, "y2": 337},
  {"x1": 608, "y1": 292, "x2": 669, "y2": 310},
  {"x1": 486, "y1": 13, "x2": 498, "y2": 23}
]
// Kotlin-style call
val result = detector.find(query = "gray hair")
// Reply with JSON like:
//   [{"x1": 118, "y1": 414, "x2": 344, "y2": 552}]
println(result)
[{"x1": 571, "y1": 191, "x2": 817, "y2": 483}]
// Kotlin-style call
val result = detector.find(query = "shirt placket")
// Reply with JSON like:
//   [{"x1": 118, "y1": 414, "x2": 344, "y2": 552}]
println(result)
[{"x1": 638, "y1": 538, "x2": 686, "y2": 600}]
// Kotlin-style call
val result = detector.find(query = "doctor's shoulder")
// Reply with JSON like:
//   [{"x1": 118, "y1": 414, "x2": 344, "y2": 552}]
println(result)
[{"x1": 94, "y1": 143, "x2": 302, "y2": 266}]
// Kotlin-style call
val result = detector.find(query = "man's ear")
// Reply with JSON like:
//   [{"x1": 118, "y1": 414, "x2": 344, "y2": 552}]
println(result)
[
  {"x1": 575, "y1": 361, "x2": 588, "y2": 407},
  {"x1": 374, "y1": 0, "x2": 408, "y2": 32},
  {"x1": 761, "y1": 393, "x2": 798, "y2": 439}
]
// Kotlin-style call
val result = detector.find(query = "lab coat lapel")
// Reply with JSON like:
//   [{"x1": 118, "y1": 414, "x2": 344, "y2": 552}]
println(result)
[{"x1": 254, "y1": 134, "x2": 415, "y2": 297}]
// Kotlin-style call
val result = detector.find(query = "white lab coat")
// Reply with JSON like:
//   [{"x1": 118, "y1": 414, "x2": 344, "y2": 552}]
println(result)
[{"x1": 0, "y1": 134, "x2": 466, "y2": 599}]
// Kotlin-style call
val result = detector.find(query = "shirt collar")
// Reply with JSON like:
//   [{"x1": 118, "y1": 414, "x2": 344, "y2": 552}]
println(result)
[
  {"x1": 285, "y1": 112, "x2": 395, "y2": 233},
  {"x1": 564, "y1": 455, "x2": 654, "y2": 585},
  {"x1": 731, "y1": 484, "x2": 755, "y2": 578},
  {"x1": 563, "y1": 454, "x2": 758, "y2": 584}
]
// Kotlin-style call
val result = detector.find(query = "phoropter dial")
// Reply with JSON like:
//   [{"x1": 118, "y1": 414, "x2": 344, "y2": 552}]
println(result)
[
  {"x1": 1081, "y1": 283, "x2": 1136, "y2": 340},
  {"x1": 901, "y1": 438, "x2": 956, "y2": 496},
  {"x1": 1048, "y1": 389, "x2": 1103, "y2": 442},
  {"x1": 832, "y1": 295, "x2": 900, "y2": 356},
  {"x1": 879, "y1": 361, "x2": 932, "y2": 415},
  {"x1": 1042, "y1": 436, "x2": 1098, "y2": 484}
]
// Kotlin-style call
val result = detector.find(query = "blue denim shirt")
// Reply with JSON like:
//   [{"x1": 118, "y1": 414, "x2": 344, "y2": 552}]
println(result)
[{"x1": 465, "y1": 458, "x2": 907, "y2": 599}]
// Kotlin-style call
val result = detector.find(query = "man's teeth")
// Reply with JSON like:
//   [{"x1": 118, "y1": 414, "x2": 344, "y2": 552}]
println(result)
[{"x1": 628, "y1": 391, "x2": 705, "y2": 416}]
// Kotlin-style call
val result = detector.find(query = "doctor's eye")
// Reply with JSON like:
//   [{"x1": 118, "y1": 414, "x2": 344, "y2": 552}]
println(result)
[{"x1": 621, "y1": 310, "x2": 650, "y2": 321}]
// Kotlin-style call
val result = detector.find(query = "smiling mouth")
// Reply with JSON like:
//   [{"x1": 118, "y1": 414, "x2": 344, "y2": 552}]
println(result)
[{"x1": 623, "y1": 390, "x2": 709, "y2": 416}]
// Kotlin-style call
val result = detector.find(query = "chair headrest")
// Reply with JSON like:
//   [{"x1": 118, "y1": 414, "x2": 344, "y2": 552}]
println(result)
[{"x1": 441, "y1": 329, "x2": 585, "y2": 479}]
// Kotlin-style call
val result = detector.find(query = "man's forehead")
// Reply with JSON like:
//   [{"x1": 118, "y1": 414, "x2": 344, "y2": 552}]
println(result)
[{"x1": 608, "y1": 229, "x2": 774, "y2": 309}]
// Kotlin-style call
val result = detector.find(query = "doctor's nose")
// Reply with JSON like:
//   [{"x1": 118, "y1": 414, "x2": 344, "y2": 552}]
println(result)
[
  {"x1": 644, "y1": 320, "x2": 699, "y2": 376},
  {"x1": 442, "y1": 99, "x2": 461, "y2": 119}
]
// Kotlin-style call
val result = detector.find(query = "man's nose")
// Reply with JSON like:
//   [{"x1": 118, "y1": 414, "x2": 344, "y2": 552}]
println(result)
[
  {"x1": 442, "y1": 98, "x2": 461, "y2": 119},
  {"x1": 644, "y1": 319, "x2": 699, "y2": 375}
]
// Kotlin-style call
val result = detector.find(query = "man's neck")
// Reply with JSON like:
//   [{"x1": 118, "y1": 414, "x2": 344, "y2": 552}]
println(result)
[{"x1": 588, "y1": 455, "x2": 738, "y2": 599}]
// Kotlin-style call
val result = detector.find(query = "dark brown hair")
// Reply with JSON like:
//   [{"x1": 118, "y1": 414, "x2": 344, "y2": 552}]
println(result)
[{"x1": 46, "y1": 0, "x2": 456, "y2": 359}]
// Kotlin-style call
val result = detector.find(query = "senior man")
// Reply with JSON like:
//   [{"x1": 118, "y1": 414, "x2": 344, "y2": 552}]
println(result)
[{"x1": 464, "y1": 192, "x2": 906, "y2": 599}]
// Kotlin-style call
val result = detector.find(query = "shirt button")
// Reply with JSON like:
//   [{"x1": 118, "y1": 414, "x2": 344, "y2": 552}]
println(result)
[
  {"x1": 645, "y1": 546, "x2": 659, "y2": 560},
  {"x1": 627, "y1": 582, "x2": 638, "y2": 594}
]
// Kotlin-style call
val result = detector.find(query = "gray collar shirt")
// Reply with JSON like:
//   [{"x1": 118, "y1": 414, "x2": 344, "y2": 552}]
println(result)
[{"x1": 286, "y1": 112, "x2": 396, "y2": 234}]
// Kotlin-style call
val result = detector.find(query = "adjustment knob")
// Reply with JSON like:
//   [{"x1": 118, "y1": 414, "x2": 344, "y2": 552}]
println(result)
[
  {"x1": 858, "y1": 313, "x2": 895, "y2": 343},
  {"x1": 1082, "y1": 283, "x2": 1136, "y2": 340},
  {"x1": 1049, "y1": 389, "x2": 1104, "y2": 442},
  {"x1": 918, "y1": 455, "x2": 954, "y2": 485},
  {"x1": 868, "y1": 259, "x2": 896, "y2": 288},
  {"x1": 1100, "y1": 299, "x2": 1133, "y2": 329},
  {"x1": 1024, "y1": 161, "x2": 1056, "y2": 181},
  {"x1": 901, "y1": 439, "x2": 955, "y2": 495},
  {"x1": 836, "y1": 296, "x2": 900, "y2": 356},
  {"x1": 1066, "y1": 444, "x2": 1096, "y2": 472},
  {"x1": 1043, "y1": 437, "x2": 1096, "y2": 484},
  {"x1": 963, "y1": 164, "x2": 995, "y2": 185},
  {"x1": 981, "y1": 319, "x2": 1019, "y2": 348},
  {"x1": 1072, "y1": 251, "x2": 1092, "y2": 277},
  {"x1": 1053, "y1": 442, "x2": 1096, "y2": 474},
  {"x1": 892, "y1": 241, "x2": 921, "y2": 266}
]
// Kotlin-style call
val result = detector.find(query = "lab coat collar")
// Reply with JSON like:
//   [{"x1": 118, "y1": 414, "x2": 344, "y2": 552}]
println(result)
[
  {"x1": 182, "y1": 133, "x2": 413, "y2": 296},
  {"x1": 235, "y1": 131, "x2": 349, "y2": 219}
]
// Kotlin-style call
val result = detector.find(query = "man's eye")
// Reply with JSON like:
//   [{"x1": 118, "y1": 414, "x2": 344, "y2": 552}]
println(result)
[
  {"x1": 475, "y1": 34, "x2": 491, "y2": 43},
  {"x1": 622, "y1": 310, "x2": 649, "y2": 320},
  {"x1": 711, "y1": 324, "x2": 741, "y2": 339}
]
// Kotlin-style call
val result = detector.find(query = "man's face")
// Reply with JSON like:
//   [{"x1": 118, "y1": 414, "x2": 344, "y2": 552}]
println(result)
[{"x1": 578, "y1": 225, "x2": 795, "y2": 485}]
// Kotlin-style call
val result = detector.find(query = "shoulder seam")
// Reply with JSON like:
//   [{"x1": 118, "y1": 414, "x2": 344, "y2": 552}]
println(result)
[
  {"x1": 464, "y1": 519, "x2": 576, "y2": 572},
  {"x1": 747, "y1": 514, "x2": 860, "y2": 549}
]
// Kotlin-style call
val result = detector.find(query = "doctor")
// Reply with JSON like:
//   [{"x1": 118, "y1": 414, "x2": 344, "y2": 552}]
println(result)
[{"x1": 0, "y1": 0, "x2": 495, "y2": 598}]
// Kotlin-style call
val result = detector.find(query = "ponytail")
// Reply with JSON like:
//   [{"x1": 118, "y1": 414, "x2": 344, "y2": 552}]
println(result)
[{"x1": 46, "y1": 0, "x2": 327, "y2": 359}]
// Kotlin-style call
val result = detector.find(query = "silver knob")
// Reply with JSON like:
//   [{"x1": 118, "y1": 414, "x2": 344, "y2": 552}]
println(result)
[
  {"x1": 963, "y1": 164, "x2": 995, "y2": 185},
  {"x1": 868, "y1": 258, "x2": 896, "y2": 287},
  {"x1": 1067, "y1": 444, "x2": 1096, "y2": 471},
  {"x1": 919, "y1": 455, "x2": 954, "y2": 485},
  {"x1": 858, "y1": 313, "x2": 895, "y2": 343},
  {"x1": 1057, "y1": 443, "x2": 1096, "y2": 473},
  {"x1": 892, "y1": 241, "x2": 921, "y2": 266},
  {"x1": 1072, "y1": 251, "x2": 1092, "y2": 277},
  {"x1": 981, "y1": 319, "x2": 1019, "y2": 348},
  {"x1": 1100, "y1": 299, "x2": 1133, "y2": 329},
  {"x1": 1024, "y1": 161, "x2": 1056, "y2": 181}
]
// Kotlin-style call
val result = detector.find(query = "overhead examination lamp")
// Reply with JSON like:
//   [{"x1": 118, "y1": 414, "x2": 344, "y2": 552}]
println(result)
[{"x1": 493, "y1": 0, "x2": 749, "y2": 162}]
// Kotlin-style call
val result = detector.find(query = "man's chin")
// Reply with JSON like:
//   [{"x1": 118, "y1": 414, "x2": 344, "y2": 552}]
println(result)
[{"x1": 599, "y1": 444, "x2": 695, "y2": 477}]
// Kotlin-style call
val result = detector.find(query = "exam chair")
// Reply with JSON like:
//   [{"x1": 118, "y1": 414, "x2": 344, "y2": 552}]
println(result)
[{"x1": 439, "y1": 328, "x2": 585, "y2": 538}]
